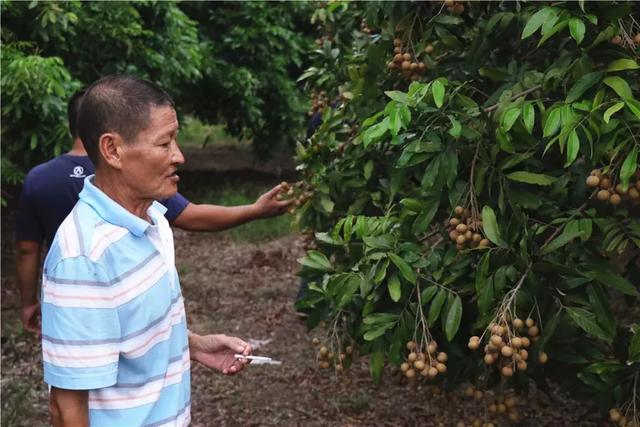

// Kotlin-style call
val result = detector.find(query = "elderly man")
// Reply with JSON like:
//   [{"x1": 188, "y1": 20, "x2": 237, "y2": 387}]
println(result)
[
  {"x1": 42, "y1": 75, "x2": 251, "y2": 426},
  {"x1": 17, "y1": 89, "x2": 292, "y2": 335}
]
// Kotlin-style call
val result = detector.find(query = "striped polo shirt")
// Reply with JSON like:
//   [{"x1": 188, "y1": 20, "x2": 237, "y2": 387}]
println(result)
[{"x1": 42, "y1": 176, "x2": 191, "y2": 426}]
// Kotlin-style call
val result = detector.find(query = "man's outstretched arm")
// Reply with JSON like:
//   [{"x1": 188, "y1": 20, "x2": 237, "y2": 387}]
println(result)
[
  {"x1": 16, "y1": 240, "x2": 42, "y2": 334},
  {"x1": 172, "y1": 184, "x2": 293, "y2": 232}
]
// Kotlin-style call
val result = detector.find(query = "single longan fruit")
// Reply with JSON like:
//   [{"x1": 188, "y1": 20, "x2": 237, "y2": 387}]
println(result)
[
  {"x1": 468, "y1": 339, "x2": 480, "y2": 350},
  {"x1": 501, "y1": 366, "x2": 514, "y2": 377},
  {"x1": 437, "y1": 352, "x2": 448, "y2": 363},
  {"x1": 401, "y1": 61, "x2": 411, "y2": 70},
  {"x1": 501, "y1": 346, "x2": 514, "y2": 357},
  {"x1": 407, "y1": 352, "x2": 418, "y2": 362},
  {"x1": 402, "y1": 53, "x2": 411, "y2": 61},
  {"x1": 611, "y1": 35, "x2": 622, "y2": 45},
  {"x1": 610, "y1": 409, "x2": 622, "y2": 422},
  {"x1": 456, "y1": 234, "x2": 467, "y2": 244},
  {"x1": 525, "y1": 318, "x2": 535, "y2": 327},
  {"x1": 520, "y1": 337, "x2": 531, "y2": 348},
  {"x1": 600, "y1": 177, "x2": 612, "y2": 189},
  {"x1": 424, "y1": 44, "x2": 434, "y2": 54},
  {"x1": 428, "y1": 366, "x2": 439, "y2": 378},
  {"x1": 406, "y1": 340, "x2": 416, "y2": 350},
  {"x1": 512, "y1": 318, "x2": 524, "y2": 329},
  {"x1": 464, "y1": 386, "x2": 475, "y2": 397},
  {"x1": 628, "y1": 187, "x2": 640, "y2": 199},
  {"x1": 436, "y1": 362, "x2": 447, "y2": 373},
  {"x1": 590, "y1": 169, "x2": 602, "y2": 177},
  {"x1": 456, "y1": 223, "x2": 468, "y2": 233},
  {"x1": 454, "y1": 205, "x2": 464, "y2": 215},
  {"x1": 319, "y1": 346, "x2": 329, "y2": 356},
  {"x1": 586, "y1": 175, "x2": 600, "y2": 187},
  {"x1": 479, "y1": 239, "x2": 490, "y2": 247},
  {"x1": 505, "y1": 396, "x2": 518, "y2": 408},
  {"x1": 497, "y1": 403, "x2": 507, "y2": 413},
  {"x1": 528, "y1": 326, "x2": 540, "y2": 337},
  {"x1": 511, "y1": 337, "x2": 522, "y2": 348},
  {"x1": 538, "y1": 351, "x2": 549, "y2": 364},
  {"x1": 517, "y1": 360, "x2": 528, "y2": 371},
  {"x1": 610, "y1": 193, "x2": 622, "y2": 206},
  {"x1": 484, "y1": 354, "x2": 495, "y2": 365},
  {"x1": 474, "y1": 390, "x2": 483, "y2": 401},
  {"x1": 312, "y1": 337, "x2": 320, "y2": 345},
  {"x1": 414, "y1": 360, "x2": 425, "y2": 370},
  {"x1": 405, "y1": 368, "x2": 416, "y2": 379},
  {"x1": 427, "y1": 342, "x2": 438, "y2": 354},
  {"x1": 393, "y1": 38, "x2": 402, "y2": 47},
  {"x1": 490, "y1": 335, "x2": 503, "y2": 346},
  {"x1": 635, "y1": 33, "x2": 640, "y2": 44},
  {"x1": 615, "y1": 183, "x2": 626, "y2": 194},
  {"x1": 450, "y1": 217, "x2": 460, "y2": 226},
  {"x1": 519, "y1": 349, "x2": 529, "y2": 360},
  {"x1": 488, "y1": 404, "x2": 497, "y2": 413},
  {"x1": 472, "y1": 233, "x2": 482, "y2": 242},
  {"x1": 449, "y1": 230, "x2": 460, "y2": 241}
]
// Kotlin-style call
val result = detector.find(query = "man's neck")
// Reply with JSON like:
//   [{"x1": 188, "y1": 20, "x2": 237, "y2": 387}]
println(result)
[
  {"x1": 93, "y1": 172, "x2": 153, "y2": 223},
  {"x1": 67, "y1": 138, "x2": 87, "y2": 156}
]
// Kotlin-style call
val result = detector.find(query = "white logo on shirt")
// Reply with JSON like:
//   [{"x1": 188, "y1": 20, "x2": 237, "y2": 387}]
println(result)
[{"x1": 70, "y1": 166, "x2": 86, "y2": 178}]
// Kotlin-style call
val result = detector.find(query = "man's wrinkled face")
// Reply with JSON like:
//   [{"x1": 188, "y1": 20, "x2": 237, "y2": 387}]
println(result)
[{"x1": 120, "y1": 105, "x2": 184, "y2": 201}]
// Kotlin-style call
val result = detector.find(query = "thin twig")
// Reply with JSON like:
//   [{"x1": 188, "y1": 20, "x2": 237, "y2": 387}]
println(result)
[{"x1": 483, "y1": 85, "x2": 542, "y2": 113}]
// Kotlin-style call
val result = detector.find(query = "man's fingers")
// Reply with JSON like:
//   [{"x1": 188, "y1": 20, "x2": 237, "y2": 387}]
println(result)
[{"x1": 263, "y1": 185, "x2": 283, "y2": 199}]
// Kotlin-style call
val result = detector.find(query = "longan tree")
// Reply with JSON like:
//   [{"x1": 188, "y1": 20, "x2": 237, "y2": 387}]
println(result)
[{"x1": 294, "y1": 2, "x2": 640, "y2": 425}]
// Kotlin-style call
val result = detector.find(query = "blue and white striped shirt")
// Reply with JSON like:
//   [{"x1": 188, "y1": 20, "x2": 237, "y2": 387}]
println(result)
[{"x1": 42, "y1": 176, "x2": 191, "y2": 426}]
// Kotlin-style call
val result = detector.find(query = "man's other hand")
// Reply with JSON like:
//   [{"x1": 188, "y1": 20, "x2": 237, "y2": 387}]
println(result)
[
  {"x1": 21, "y1": 302, "x2": 41, "y2": 335},
  {"x1": 189, "y1": 333, "x2": 252, "y2": 375}
]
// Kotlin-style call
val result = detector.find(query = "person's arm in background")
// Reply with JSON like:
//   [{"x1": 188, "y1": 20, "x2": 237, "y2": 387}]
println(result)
[
  {"x1": 171, "y1": 183, "x2": 294, "y2": 232},
  {"x1": 15, "y1": 175, "x2": 46, "y2": 334},
  {"x1": 49, "y1": 388, "x2": 89, "y2": 427},
  {"x1": 16, "y1": 240, "x2": 42, "y2": 334}
]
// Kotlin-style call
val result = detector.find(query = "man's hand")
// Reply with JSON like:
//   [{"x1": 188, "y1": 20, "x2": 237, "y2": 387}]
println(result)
[
  {"x1": 252, "y1": 184, "x2": 294, "y2": 219},
  {"x1": 189, "y1": 333, "x2": 252, "y2": 375},
  {"x1": 21, "y1": 302, "x2": 41, "y2": 335}
]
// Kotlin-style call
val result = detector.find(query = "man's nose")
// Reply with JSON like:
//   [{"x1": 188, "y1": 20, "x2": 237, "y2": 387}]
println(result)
[{"x1": 171, "y1": 140, "x2": 185, "y2": 165}]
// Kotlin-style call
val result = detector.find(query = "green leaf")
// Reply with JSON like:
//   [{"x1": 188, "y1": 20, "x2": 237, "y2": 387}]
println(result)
[
  {"x1": 521, "y1": 7, "x2": 551, "y2": 39},
  {"x1": 388, "y1": 253, "x2": 416, "y2": 284},
  {"x1": 501, "y1": 107, "x2": 521, "y2": 132},
  {"x1": 298, "y1": 250, "x2": 333, "y2": 272},
  {"x1": 388, "y1": 273, "x2": 401, "y2": 302},
  {"x1": 629, "y1": 331, "x2": 640, "y2": 363},
  {"x1": 566, "y1": 71, "x2": 603, "y2": 103},
  {"x1": 506, "y1": 171, "x2": 556, "y2": 186},
  {"x1": 595, "y1": 272, "x2": 639, "y2": 296},
  {"x1": 363, "y1": 160, "x2": 374, "y2": 180},
  {"x1": 625, "y1": 99, "x2": 640, "y2": 120},
  {"x1": 603, "y1": 102, "x2": 625, "y2": 123},
  {"x1": 319, "y1": 195, "x2": 334, "y2": 214},
  {"x1": 362, "y1": 117, "x2": 389, "y2": 147},
  {"x1": 603, "y1": 76, "x2": 633, "y2": 100},
  {"x1": 620, "y1": 147, "x2": 638, "y2": 190},
  {"x1": 522, "y1": 103, "x2": 535, "y2": 134},
  {"x1": 421, "y1": 286, "x2": 438, "y2": 305},
  {"x1": 432, "y1": 80, "x2": 445, "y2": 108},
  {"x1": 481, "y1": 206, "x2": 502, "y2": 245},
  {"x1": 606, "y1": 59, "x2": 640, "y2": 72},
  {"x1": 568, "y1": 18, "x2": 585, "y2": 44},
  {"x1": 541, "y1": 229, "x2": 584, "y2": 254},
  {"x1": 566, "y1": 307, "x2": 613, "y2": 343},
  {"x1": 444, "y1": 295, "x2": 463, "y2": 341},
  {"x1": 385, "y1": 90, "x2": 413, "y2": 105},
  {"x1": 369, "y1": 347, "x2": 384, "y2": 383},
  {"x1": 564, "y1": 129, "x2": 580, "y2": 167},
  {"x1": 543, "y1": 107, "x2": 562, "y2": 137},
  {"x1": 428, "y1": 289, "x2": 447, "y2": 326},
  {"x1": 448, "y1": 116, "x2": 462, "y2": 139}
]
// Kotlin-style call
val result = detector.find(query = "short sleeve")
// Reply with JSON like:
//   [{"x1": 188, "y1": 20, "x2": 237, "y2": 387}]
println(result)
[
  {"x1": 15, "y1": 179, "x2": 45, "y2": 242},
  {"x1": 41, "y1": 256, "x2": 121, "y2": 390},
  {"x1": 160, "y1": 192, "x2": 189, "y2": 223}
]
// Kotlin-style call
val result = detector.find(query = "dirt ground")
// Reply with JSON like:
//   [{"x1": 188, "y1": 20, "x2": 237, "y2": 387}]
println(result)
[{"x1": 1, "y1": 220, "x2": 605, "y2": 427}]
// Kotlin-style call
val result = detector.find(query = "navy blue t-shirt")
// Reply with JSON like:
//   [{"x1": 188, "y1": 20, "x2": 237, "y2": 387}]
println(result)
[{"x1": 16, "y1": 154, "x2": 190, "y2": 246}]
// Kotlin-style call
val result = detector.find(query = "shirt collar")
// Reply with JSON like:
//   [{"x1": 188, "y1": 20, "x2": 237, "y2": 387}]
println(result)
[{"x1": 79, "y1": 175, "x2": 168, "y2": 237}]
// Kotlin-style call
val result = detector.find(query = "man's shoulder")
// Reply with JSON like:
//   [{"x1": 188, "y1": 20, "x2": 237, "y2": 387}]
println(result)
[
  {"x1": 24, "y1": 155, "x2": 93, "y2": 190},
  {"x1": 48, "y1": 202, "x2": 131, "y2": 268}
]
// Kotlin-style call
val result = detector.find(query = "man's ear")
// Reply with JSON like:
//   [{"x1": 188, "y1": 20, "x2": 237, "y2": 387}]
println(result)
[{"x1": 98, "y1": 133, "x2": 124, "y2": 170}]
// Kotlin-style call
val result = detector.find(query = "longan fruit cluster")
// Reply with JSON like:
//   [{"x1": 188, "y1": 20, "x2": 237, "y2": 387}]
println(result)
[
  {"x1": 461, "y1": 388, "x2": 522, "y2": 425},
  {"x1": 308, "y1": 90, "x2": 328, "y2": 117},
  {"x1": 611, "y1": 33, "x2": 640, "y2": 46},
  {"x1": 387, "y1": 38, "x2": 427, "y2": 81},
  {"x1": 400, "y1": 340, "x2": 448, "y2": 381},
  {"x1": 312, "y1": 337, "x2": 353, "y2": 372},
  {"x1": 468, "y1": 317, "x2": 548, "y2": 377},
  {"x1": 278, "y1": 181, "x2": 314, "y2": 214},
  {"x1": 444, "y1": 0, "x2": 465, "y2": 14},
  {"x1": 587, "y1": 169, "x2": 640, "y2": 207},
  {"x1": 609, "y1": 407, "x2": 639, "y2": 427},
  {"x1": 447, "y1": 205, "x2": 490, "y2": 251}
]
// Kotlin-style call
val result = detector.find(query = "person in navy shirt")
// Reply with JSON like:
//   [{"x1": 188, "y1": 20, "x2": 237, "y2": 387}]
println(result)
[{"x1": 16, "y1": 90, "x2": 294, "y2": 334}]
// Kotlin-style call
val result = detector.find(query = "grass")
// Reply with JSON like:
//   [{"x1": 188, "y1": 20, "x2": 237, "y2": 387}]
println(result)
[
  {"x1": 178, "y1": 116, "x2": 250, "y2": 148},
  {"x1": 186, "y1": 182, "x2": 295, "y2": 242}
]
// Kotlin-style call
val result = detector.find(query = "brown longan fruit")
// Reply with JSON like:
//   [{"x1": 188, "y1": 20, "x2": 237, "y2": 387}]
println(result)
[
  {"x1": 456, "y1": 223, "x2": 468, "y2": 233},
  {"x1": 501, "y1": 346, "x2": 514, "y2": 357},
  {"x1": 596, "y1": 188, "x2": 610, "y2": 202},
  {"x1": 436, "y1": 362, "x2": 447, "y2": 373},
  {"x1": 405, "y1": 368, "x2": 416, "y2": 379},
  {"x1": 319, "y1": 346, "x2": 329, "y2": 356},
  {"x1": 464, "y1": 386, "x2": 475, "y2": 397},
  {"x1": 479, "y1": 239, "x2": 490, "y2": 247},
  {"x1": 393, "y1": 53, "x2": 403, "y2": 63},
  {"x1": 450, "y1": 217, "x2": 460, "y2": 226},
  {"x1": 468, "y1": 339, "x2": 480, "y2": 350},
  {"x1": 538, "y1": 351, "x2": 549, "y2": 364},
  {"x1": 450, "y1": 230, "x2": 460, "y2": 241},
  {"x1": 414, "y1": 360, "x2": 425, "y2": 370},
  {"x1": 610, "y1": 409, "x2": 622, "y2": 422},
  {"x1": 402, "y1": 53, "x2": 411, "y2": 61},
  {"x1": 501, "y1": 366, "x2": 514, "y2": 377},
  {"x1": 519, "y1": 349, "x2": 529, "y2": 360},
  {"x1": 505, "y1": 396, "x2": 518, "y2": 408},
  {"x1": 424, "y1": 44, "x2": 434, "y2": 54},
  {"x1": 628, "y1": 187, "x2": 640, "y2": 199},
  {"x1": 408, "y1": 352, "x2": 418, "y2": 362},
  {"x1": 610, "y1": 193, "x2": 622, "y2": 205},
  {"x1": 611, "y1": 35, "x2": 622, "y2": 45},
  {"x1": 393, "y1": 38, "x2": 402, "y2": 47},
  {"x1": 484, "y1": 354, "x2": 495, "y2": 364},
  {"x1": 474, "y1": 390, "x2": 484, "y2": 401},
  {"x1": 428, "y1": 342, "x2": 438, "y2": 353},
  {"x1": 525, "y1": 318, "x2": 535, "y2": 327},
  {"x1": 401, "y1": 60, "x2": 411, "y2": 70},
  {"x1": 586, "y1": 175, "x2": 600, "y2": 187},
  {"x1": 456, "y1": 235, "x2": 467, "y2": 244},
  {"x1": 512, "y1": 318, "x2": 524, "y2": 329},
  {"x1": 520, "y1": 337, "x2": 531, "y2": 347},
  {"x1": 490, "y1": 335, "x2": 503, "y2": 346},
  {"x1": 497, "y1": 403, "x2": 507, "y2": 413},
  {"x1": 600, "y1": 177, "x2": 612, "y2": 189},
  {"x1": 635, "y1": 33, "x2": 640, "y2": 44},
  {"x1": 528, "y1": 326, "x2": 540, "y2": 337},
  {"x1": 590, "y1": 169, "x2": 602, "y2": 177},
  {"x1": 454, "y1": 205, "x2": 464, "y2": 215},
  {"x1": 428, "y1": 366, "x2": 439, "y2": 378},
  {"x1": 437, "y1": 352, "x2": 448, "y2": 363},
  {"x1": 511, "y1": 337, "x2": 522, "y2": 348},
  {"x1": 517, "y1": 360, "x2": 528, "y2": 371}
]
